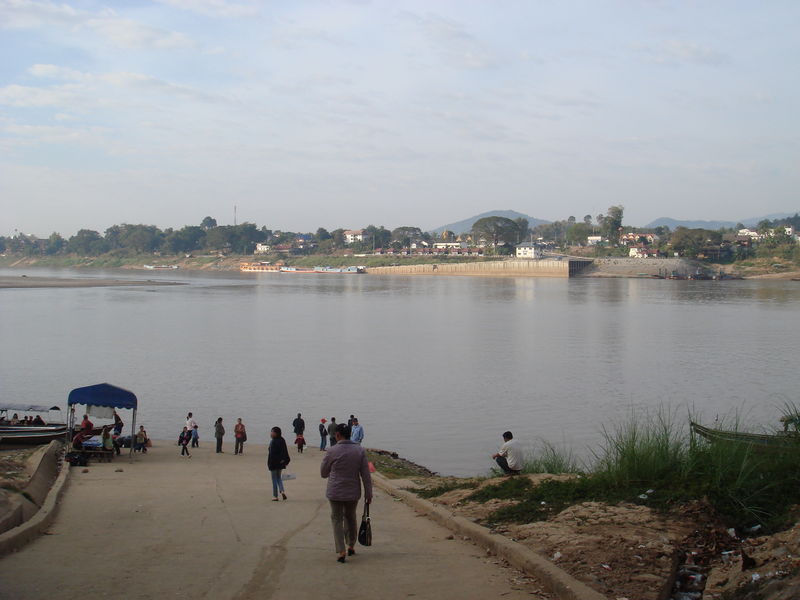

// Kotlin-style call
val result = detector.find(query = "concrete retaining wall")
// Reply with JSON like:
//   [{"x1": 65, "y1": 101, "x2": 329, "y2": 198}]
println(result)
[
  {"x1": 373, "y1": 474, "x2": 607, "y2": 600},
  {"x1": 0, "y1": 442, "x2": 70, "y2": 556},
  {"x1": 368, "y1": 259, "x2": 592, "y2": 278}
]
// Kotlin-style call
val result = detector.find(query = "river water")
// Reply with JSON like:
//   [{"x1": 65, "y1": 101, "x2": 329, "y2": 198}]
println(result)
[{"x1": 1, "y1": 268, "x2": 798, "y2": 476}]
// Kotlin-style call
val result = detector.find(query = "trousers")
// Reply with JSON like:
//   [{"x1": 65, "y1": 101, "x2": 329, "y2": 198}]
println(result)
[
  {"x1": 270, "y1": 469, "x2": 284, "y2": 497},
  {"x1": 495, "y1": 456, "x2": 520, "y2": 474},
  {"x1": 235, "y1": 438, "x2": 244, "y2": 454},
  {"x1": 329, "y1": 500, "x2": 359, "y2": 554},
  {"x1": 216, "y1": 437, "x2": 223, "y2": 453}
]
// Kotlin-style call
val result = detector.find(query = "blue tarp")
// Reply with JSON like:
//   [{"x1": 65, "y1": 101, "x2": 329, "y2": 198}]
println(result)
[{"x1": 67, "y1": 383, "x2": 138, "y2": 410}]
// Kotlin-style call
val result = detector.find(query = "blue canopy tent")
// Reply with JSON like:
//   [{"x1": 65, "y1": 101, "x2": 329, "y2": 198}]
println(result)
[{"x1": 67, "y1": 384, "x2": 138, "y2": 457}]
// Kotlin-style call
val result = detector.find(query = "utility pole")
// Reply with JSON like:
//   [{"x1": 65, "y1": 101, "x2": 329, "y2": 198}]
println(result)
[{"x1": 234, "y1": 205, "x2": 237, "y2": 226}]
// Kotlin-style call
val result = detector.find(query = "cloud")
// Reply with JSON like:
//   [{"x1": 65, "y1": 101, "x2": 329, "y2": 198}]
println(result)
[
  {"x1": 152, "y1": 0, "x2": 259, "y2": 18},
  {"x1": 0, "y1": 0, "x2": 82, "y2": 28},
  {"x1": 0, "y1": 64, "x2": 222, "y2": 108},
  {"x1": 1, "y1": 0, "x2": 195, "y2": 50},
  {"x1": 86, "y1": 17, "x2": 193, "y2": 49},
  {"x1": 398, "y1": 11, "x2": 497, "y2": 70},
  {"x1": 0, "y1": 83, "x2": 80, "y2": 107},
  {"x1": 637, "y1": 40, "x2": 729, "y2": 66}
]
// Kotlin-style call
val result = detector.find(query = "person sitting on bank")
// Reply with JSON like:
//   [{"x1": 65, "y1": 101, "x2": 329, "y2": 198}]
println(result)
[{"x1": 492, "y1": 431, "x2": 523, "y2": 475}]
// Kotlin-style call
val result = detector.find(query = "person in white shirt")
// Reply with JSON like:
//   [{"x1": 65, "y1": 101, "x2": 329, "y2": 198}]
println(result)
[
  {"x1": 186, "y1": 412, "x2": 199, "y2": 448},
  {"x1": 492, "y1": 431, "x2": 523, "y2": 475}
]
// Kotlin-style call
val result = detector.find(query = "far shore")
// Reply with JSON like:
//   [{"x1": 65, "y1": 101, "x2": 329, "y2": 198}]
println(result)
[{"x1": 2, "y1": 254, "x2": 799, "y2": 280}]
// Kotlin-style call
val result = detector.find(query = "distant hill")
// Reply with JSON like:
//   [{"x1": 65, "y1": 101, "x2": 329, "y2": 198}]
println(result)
[
  {"x1": 645, "y1": 212, "x2": 797, "y2": 230},
  {"x1": 431, "y1": 210, "x2": 549, "y2": 234}
]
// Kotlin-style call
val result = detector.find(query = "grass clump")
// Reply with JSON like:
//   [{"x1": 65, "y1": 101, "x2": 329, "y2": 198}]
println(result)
[{"x1": 415, "y1": 480, "x2": 480, "y2": 499}]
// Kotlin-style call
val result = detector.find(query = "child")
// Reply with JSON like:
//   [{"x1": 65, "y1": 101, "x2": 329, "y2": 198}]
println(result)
[
  {"x1": 294, "y1": 433, "x2": 306, "y2": 453},
  {"x1": 178, "y1": 426, "x2": 192, "y2": 458}
]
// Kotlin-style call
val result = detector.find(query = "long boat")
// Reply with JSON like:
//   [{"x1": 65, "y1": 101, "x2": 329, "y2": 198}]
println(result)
[
  {"x1": 143, "y1": 264, "x2": 179, "y2": 270},
  {"x1": 0, "y1": 403, "x2": 67, "y2": 445},
  {"x1": 240, "y1": 262, "x2": 280, "y2": 272},
  {"x1": 690, "y1": 422, "x2": 800, "y2": 448}
]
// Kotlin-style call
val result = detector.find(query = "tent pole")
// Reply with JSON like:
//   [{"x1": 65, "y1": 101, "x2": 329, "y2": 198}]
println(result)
[{"x1": 129, "y1": 409, "x2": 136, "y2": 460}]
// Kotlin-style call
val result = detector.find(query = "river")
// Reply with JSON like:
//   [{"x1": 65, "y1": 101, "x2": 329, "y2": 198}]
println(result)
[{"x1": 1, "y1": 267, "x2": 798, "y2": 476}]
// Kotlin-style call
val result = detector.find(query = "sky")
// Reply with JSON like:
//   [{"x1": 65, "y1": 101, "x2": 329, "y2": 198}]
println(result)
[{"x1": 1, "y1": 0, "x2": 798, "y2": 236}]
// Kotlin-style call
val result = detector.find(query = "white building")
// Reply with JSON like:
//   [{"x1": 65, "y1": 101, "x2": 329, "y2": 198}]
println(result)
[
  {"x1": 254, "y1": 243, "x2": 271, "y2": 255},
  {"x1": 515, "y1": 242, "x2": 543, "y2": 259},
  {"x1": 433, "y1": 242, "x2": 467, "y2": 249},
  {"x1": 586, "y1": 235, "x2": 605, "y2": 246},
  {"x1": 344, "y1": 229, "x2": 367, "y2": 244}
]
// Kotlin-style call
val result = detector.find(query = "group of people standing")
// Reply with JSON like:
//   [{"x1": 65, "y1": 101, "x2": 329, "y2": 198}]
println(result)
[
  {"x1": 318, "y1": 415, "x2": 364, "y2": 450},
  {"x1": 179, "y1": 413, "x2": 248, "y2": 458},
  {"x1": 177, "y1": 409, "x2": 372, "y2": 562}
]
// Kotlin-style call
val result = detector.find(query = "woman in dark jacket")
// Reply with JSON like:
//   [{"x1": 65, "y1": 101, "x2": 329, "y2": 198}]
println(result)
[{"x1": 267, "y1": 426, "x2": 291, "y2": 501}]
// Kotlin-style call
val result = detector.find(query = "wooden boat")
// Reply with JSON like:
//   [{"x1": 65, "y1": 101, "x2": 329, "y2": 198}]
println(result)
[
  {"x1": 143, "y1": 264, "x2": 179, "y2": 270},
  {"x1": 240, "y1": 262, "x2": 280, "y2": 272},
  {"x1": 690, "y1": 422, "x2": 800, "y2": 448},
  {"x1": 0, "y1": 403, "x2": 67, "y2": 445}
]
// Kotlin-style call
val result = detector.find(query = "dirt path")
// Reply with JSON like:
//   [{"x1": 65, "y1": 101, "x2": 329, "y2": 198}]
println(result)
[{"x1": 0, "y1": 443, "x2": 549, "y2": 600}]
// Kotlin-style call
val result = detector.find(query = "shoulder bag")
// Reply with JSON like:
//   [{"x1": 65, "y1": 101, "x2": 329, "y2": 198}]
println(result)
[{"x1": 358, "y1": 503, "x2": 372, "y2": 546}]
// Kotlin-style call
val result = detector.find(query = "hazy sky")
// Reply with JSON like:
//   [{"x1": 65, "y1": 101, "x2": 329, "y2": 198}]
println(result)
[{"x1": 1, "y1": 0, "x2": 798, "y2": 236}]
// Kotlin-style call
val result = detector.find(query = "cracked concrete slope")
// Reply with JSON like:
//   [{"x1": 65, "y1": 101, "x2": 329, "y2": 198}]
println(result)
[{"x1": 0, "y1": 443, "x2": 550, "y2": 600}]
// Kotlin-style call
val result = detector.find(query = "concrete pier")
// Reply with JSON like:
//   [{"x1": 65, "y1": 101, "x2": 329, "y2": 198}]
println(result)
[{"x1": 367, "y1": 258, "x2": 593, "y2": 278}]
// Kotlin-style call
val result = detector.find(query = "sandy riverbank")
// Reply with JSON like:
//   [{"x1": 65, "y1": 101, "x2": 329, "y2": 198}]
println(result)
[
  {"x1": 0, "y1": 443, "x2": 551, "y2": 600},
  {"x1": 0, "y1": 275, "x2": 184, "y2": 289}
]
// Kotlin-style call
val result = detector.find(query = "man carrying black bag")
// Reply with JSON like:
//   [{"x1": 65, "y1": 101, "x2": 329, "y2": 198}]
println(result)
[{"x1": 320, "y1": 423, "x2": 373, "y2": 563}]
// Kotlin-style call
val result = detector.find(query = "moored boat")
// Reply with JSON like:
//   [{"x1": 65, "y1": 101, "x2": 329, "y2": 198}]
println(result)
[
  {"x1": 0, "y1": 403, "x2": 67, "y2": 445},
  {"x1": 143, "y1": 264, "x2": 179, "y2": 270},
  {"x1": 690, "y1": 421, "x2": 800, "y2": 448},
  {"x1": 240, "y1": 262, "x2": 280, "y2": 272}
]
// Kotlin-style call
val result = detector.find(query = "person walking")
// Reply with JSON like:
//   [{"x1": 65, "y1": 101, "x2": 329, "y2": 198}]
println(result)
[
  {"x1": 292, "y1": 413, "x2": 305, "y2": 436},
  {"x1": 135, "y1": 425, "x2": 149, "y2": 453},
  {"x1": 234, "y1": 418, "x2": 247, "y2": 455},
  {"x1": 327, "y1": 417, "x2": 338, "y2": 447},
  {"x1": 319, "y1": 419, "x2": 328, "y2": 451},
  {"x1": 186, "y1": 412, "x2": 199, "y2": 447},
  {"x1": 179, "y1": 426, "x2": 192, "y2": 458},
  {"x1": 214, "y1": 417, "x2": 225, "y2": 453},
  {"x1": 321, "y1": 423, "x2": 373, "y2": 563},
  {"x1": 267, "y1": 427, "x2": 291, "y2": 502},
  {"x1": 350, "y1": 417, "x2": 364, "y2": 444},
  {"x1": 492, "y1": 431, "x2": 523, "y2": 475}
]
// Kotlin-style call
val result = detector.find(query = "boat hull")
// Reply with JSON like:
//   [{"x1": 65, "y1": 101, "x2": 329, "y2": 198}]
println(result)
[{"x1": 0, "y1": 425, "x2": 68, "y2": 445}]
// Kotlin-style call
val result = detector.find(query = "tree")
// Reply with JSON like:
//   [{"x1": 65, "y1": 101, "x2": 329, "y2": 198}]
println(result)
[
  {"x1": 472, "y1": 216, "x2": 519, "y2": 251},
  {"x1": 567, "y1": 216, "x2": 576, "y2": 225},
  {"x1": 315, "y1": 227, "x2": 331, "y2": 242},
  {"x1": 331, "y1": 229, "x2": 345, "y2": 248},
  {"x1": 603, "y1": 205, "x2": 624, "y2": 241},
  {"x1": 514, "y1": 218, "x2": 529, "y2": 243},
  {"x1": 201, "y1": 216, "x2": 217, "y2": 230},
  {"x1": 45, "y1": 232, "x2": 65, "y2": 255},
  {"x1": 391, "y1": 226, "x2": 423, "y2": 247},
  {"x1": 583, "y1": 214, "x2": 592, "y2": 226},
  {"x1": 566, "y1": 223, "x2": 592, "y2": 245},
  {"x1": 68, "y1": 230, "x2": 107, "y2": 255},
  {"x1": 364, "y1": 225, "x2": 391, "y2": 249}
]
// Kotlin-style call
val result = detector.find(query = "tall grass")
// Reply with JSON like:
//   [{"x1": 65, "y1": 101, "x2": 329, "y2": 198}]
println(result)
[
  {"x1": 520, "y1": 440, "x2": 582, "y2": 475},
  {"x1": 478, "y1": 409, "x2": 800, "y2": 532}
]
